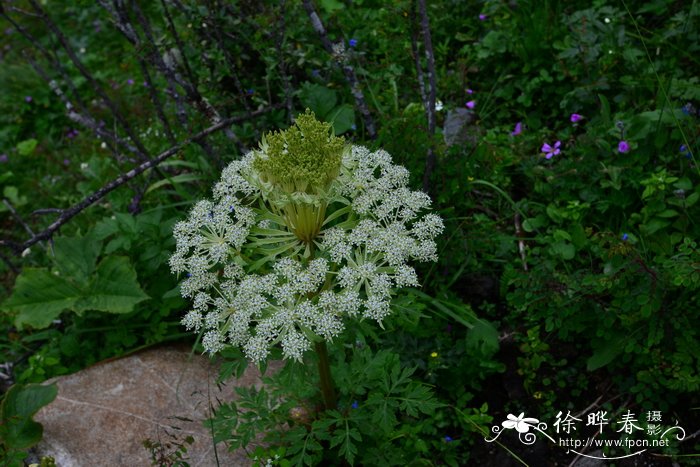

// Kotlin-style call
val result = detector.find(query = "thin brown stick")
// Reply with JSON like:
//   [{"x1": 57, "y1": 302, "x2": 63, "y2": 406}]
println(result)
[
  {"x1": 301, "y1": 0, "x2": 376, "y2": 138},
  {"x1": 417, "y1": 0, "x2": 438, "y2": 193},
  {"x1": 513, "y1": 213, "x2": 529, "y2": 272},
  {"x1": 27, "y1": 0, "x2": 152, "y2": 162},
  {"x1": 0, "y1": 106, "x2": 281, "y2": 255}
]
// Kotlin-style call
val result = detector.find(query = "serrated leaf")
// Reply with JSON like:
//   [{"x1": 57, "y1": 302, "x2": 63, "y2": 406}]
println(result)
[
  {"x1": 77, "y1": 256, "x2": 149, "y2": 313},
  {"x1": 6, "y1": 269, "x2": 82, "y2": 329},
  {"x1": 6, "y1": 256, "x2": 149, "y2": 329},
  {"x1": 53, "y1": 235, "x2": 101, "y2": 282},
  {"x1": 466, "y1": 319, "x2": 500, "y2": 355}
]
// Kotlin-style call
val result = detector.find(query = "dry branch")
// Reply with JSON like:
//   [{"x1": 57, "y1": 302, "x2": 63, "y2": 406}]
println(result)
[
  {"x1": 0, "y1": 106, "x2": 281, "y2": 256},
  {"x1": 301, "y1": 0, "x2": 376, "y2": 139}
]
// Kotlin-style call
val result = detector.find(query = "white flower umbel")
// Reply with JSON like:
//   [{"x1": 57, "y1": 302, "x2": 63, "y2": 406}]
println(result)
[{"x1": 171, "y1": 111, "x2": 443, "y2": 363}]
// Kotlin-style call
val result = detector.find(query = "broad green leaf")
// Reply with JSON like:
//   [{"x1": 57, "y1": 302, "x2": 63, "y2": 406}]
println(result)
[
  {"x1": 1, "y1": 383, "x2": 57, "y2": 449},
  {"x1": 5, "y1": 269, "x2": 82, "y2": 329},
  {"x1": 466, "y1": 320, "x2": 500, "y2": 355},
  {"x1": 328, "y1": 104, "x2": 355, "y2": 135},
  {"x1": 78, "y1": 256, "x2": 150, "y2": 313},
  {"x1": 299, "y1": 83, "x2": 337, "y2": 119},
  {"x1": 587, "y1": 339, "x2": 624, "y2": 371},
  {"x1": 53, "y1": 235, "x2": 101, "y2": 282},
  {"x1": 551, "y1": 241, "x2": 575, "y2": 260},
  {"x1": 6, "y1": 257, "x2": 148, "y2": 329}
]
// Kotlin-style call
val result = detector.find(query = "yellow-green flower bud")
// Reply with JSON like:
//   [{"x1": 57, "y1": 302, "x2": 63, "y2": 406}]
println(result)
[{"x1": 253, "y1": 110, "x2": 347, "y2": 243}]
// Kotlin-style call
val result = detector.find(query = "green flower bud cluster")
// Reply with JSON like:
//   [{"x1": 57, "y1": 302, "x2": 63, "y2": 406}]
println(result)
[
  {"x1": 253, "y1": 110, "x2": 347, "y2": 243},
  {"x1": 254, "y1": 109, "x2": 346, "y2": 195}
]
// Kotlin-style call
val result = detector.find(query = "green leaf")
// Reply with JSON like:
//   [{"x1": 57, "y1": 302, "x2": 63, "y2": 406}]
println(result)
[
  {"x1": 299, "y1": 83, "x2": 337, "y2": 119},
  {"x1": 52, "y1": 235, "x2": 101, "y2": 282},
  {"x1": 320, "y1": 0, "x2": 345, "y2": 13},
  {"x1": 78, "y1": 256, "x2": 150, "y2": 314},
  {"x1": 551, "y1": 241, "x2": 575, "y2": 260},
  {"x1": 641, "y1": 218, "x2": 671, "y2": 236},
  {"x1": 587, "y1": 339, "x2": 624, "y2": 371},
  {"x1": 6, "y1": 256, "x2": 149, "y2": 329},
  {"x1": 327, "y1": 104, "x2": 355, "y2": 135},
  {"x1": 465, "y1": 320, "x2": 500, "y2": 356},
  {"x1": 522, "y1": 215, "x2": 547, "y2": 232},
  {"x1": 1, "y1": 383, "x2": 57, "y2": 449},
  {"x1": 5, "y1": 269, "x2": 82, "y2": 329},
  {"x1": 16, "y1": 138, "x2": 38, "y2": 156}
]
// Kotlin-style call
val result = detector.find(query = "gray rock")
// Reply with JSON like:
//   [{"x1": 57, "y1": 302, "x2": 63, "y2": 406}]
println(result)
[
  {"x1": 443, "y1": 107, "x2": 478, "y2": 147},
  {"x1": 34, "y1": 344, "x2": 280, "y2": 466}
]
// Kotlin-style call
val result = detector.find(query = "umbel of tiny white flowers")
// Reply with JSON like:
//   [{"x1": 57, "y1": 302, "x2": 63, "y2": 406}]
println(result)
[{"x1": 170, "y1": 110, "x2": 444, "y2": 365}]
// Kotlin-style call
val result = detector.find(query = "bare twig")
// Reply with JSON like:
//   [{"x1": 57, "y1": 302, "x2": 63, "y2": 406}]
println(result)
[
  {"x1": 27, "y1": 0, "x2": 152, "y2": 162},
  {"x1": 0, "y1": 105, "x2": 281, "y2": 255},
  {"x1": 301, "y1": 0, "x2": 376, "y2": 138},
  {"x1": 3, "y1": 199, "x2": 38, "y2": 241},
  {"x1": 513, "y1": 213, "x2": 529, "y2": 272},
  {"x1": 275, "y1": 0, "x2": 294, "y2": 122},
  {"x1": 0, "y1": 251, "x2": 19, "y2": 275},
  {"x1": 416, "y1": 0, "x2": 438, "y2": 193}
]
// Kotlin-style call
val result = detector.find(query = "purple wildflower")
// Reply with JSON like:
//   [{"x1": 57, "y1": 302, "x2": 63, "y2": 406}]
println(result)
[
  {"x1": 25, "y1": 96, "x2": 32, "y2": 103},
  {"x1": 511, "y1": 121, "x2": 523, "y2": 136},
  {"x1": 246, "y1": 89, "x2": 254, "y2": 95},
  {"x1": 445, "y1": 436, "x2": 454, "y2": 442},
  {"x1": 466, "y1": 88, "x2": 474, "y2": 94},
  {"x1": 541, "y1": 141, "x2": 561, "y2": 159},
  {"x1": 618, "y1": 140, "x2": 630, "y2": 153},
  {"x1": 570, "y1": 113, "x2": 583, "y2": 123},
  {"x1": 680, "y1": 144, "x2": 692, "y2": 159},
  {"x1": 465, "y1": 100, "x2": 476, "y2": 109},
  {"x1": 63, "y1": 158, "x2": 70, "y2": 166},
  {"x1": 351, "y1": 400, "x2": 359, "y2": 409},
  {"x1": 349, "y1": 38, "x2": 358, "y2": 48},
  {"x1": 479, "y1": 14, "x2": 487, "y2": 21},
  {"x1": 127, "y1": 78, "x2": 135, "y2": 86},
  {"x1": 0, "y1": 154, "x2": 8, "y2": 163},
  {"x1": 621, "y1": 233, "x2": 629, "y2": 241}
]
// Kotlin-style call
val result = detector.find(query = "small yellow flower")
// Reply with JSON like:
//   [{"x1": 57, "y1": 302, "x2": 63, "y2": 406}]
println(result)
[
  {"x1": 430, "y1": 352, "x2": 439, "y2": 358},
  {"x1": 467, "y1": 176, "x2": 474, "y2": 182},
  {"x1": 533, "y1": 391, "x2": 543, "y2": 399}
]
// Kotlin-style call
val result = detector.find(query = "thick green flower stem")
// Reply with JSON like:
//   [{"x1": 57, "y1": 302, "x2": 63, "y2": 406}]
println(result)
[{"x1": 315, "y1": 340, "x2": 337, "y2": 411}]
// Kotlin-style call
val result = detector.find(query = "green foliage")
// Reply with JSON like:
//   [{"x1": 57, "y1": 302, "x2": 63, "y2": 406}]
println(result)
[
  {"x1": 298, "y1": 83, "x2": 355, "y2": 135},
  {"x1": 4, "y1": 234, "x2": 149, "y2": 329},
  {"x1": 0, "y1": 383, "x2": 57, "y2": 466},
  {"x1": 143, "y1": 434, "x2": 194, "y2": 467},
  {"x1": 211, "y1": 345, "x2": 446, "y2": 466}
]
